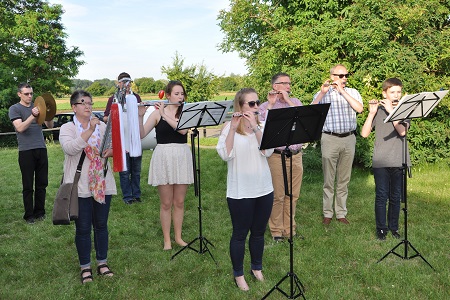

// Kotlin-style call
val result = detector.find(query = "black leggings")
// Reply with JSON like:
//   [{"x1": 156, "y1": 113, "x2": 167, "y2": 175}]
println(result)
[{"x1": 227, "y1": 192, "x2": 273, "y2": 277}]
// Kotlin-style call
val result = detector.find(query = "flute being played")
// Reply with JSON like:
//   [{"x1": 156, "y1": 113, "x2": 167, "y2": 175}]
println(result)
[
  {"x1": 268, "y1": 91, "x2": 291, "y2": 95},
  {"x1": 232, "y1": 112, "x2": 260, "y2": 117},
  {"x1": 370, "y1": 100, "x2": 399, "y2": 106},
  {"x1": 138, "y1": 100, "x2": 184, "y2": 107}
]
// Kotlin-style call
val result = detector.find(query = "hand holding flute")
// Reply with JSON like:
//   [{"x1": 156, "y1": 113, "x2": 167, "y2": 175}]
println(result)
[
  {"x1": 368, "y1": 99, "x2": 399, "y2": 114},
  {"x1": 138, "y1": 100, "x2": 184, "y2": 107},
  {"x1": 267, "y1": 89, "x2": 292, "y2": 108},
  {"x1": 232, "y1": 111, "x2": 260, "y2": 117},
  {"x1": 321, "y1": 80, "x2": 339, "y2": 93},
  {"x1": 89, "y1": 113, "x2": 101, "y2": 128}
]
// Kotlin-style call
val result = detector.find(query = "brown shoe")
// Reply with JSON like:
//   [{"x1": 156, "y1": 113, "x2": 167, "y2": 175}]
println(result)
[
  {"x1": 322, "y1": 217, "x2": 332, "y2": 225},
  {"x1": 337, "y1": 218, "x2": 350, "y2": 224}
]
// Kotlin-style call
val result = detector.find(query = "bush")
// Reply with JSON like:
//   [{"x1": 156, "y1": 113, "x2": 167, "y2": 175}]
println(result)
[
  {"x1": 408, "y1": 104, "x2": 450, "y2": 164},
  {"x1": 302, "y1": 142, "x2": 322, "y2": 172},
  {"x1": 0, "y1": 135, "x2": 17, "y2": 147}
]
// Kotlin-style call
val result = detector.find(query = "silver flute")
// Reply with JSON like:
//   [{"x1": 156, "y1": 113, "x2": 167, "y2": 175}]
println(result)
[
  {"x1": 232, "y1": 112, "x2": 260, "y2": 117},
  {"x1": 269, "y1": 91, "x2": 291, "y2": 95},
  {"x1": 138, "y1": 100, "x2": 184, "y2": 106}
]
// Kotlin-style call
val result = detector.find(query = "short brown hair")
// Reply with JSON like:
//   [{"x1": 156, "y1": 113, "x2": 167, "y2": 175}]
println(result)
[
  {"x1": 17, "y1": 82, "x2": 32, "y2": 93},
  {"x1": 382, "y1": 78, "x2": 402, "y2": 92},
  {"x1": 70, "y1": 90, "x2": 92, "y2": 106}
]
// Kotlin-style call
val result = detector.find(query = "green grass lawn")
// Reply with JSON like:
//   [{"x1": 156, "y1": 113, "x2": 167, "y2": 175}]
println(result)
[{"x1": 0, "y1": 144, "x2": 448, "y2": 300}]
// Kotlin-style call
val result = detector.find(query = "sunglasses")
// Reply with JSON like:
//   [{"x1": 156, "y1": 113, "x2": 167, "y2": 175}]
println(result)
[
  {"x1": 333, "y1": 73, "x2": 350, "y2": 78},
  {"x1": 22, "y1": 92, "x2": 33, "y2": 96},
  {"x1": 74, "y1": 102, "x2": 94, "y2": 107},
  {"x1": 245, "y1": 100, "x2": 261, "y2": 108}
]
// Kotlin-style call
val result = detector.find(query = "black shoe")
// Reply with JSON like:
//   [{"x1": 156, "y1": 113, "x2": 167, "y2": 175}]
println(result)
[
  {"x1": 97, "y1": 263, "x2": 114, "y2": 276},
  {"x1": 134, "y1": 197, "x2": 141, "y2": 203},
  {"x1": 80, "y1": 268, "x2": 93, "y2": 284},
  {"x1": 35, "y1": 215, "x2": 46, "y2": 222},
  {"x1": 391, "y1": 230, "x2": 401, "y2": 239},
  {"x1": 124, "y1": 200, "x2": 134, "y2": 205},
  {"x1": 25, "y1": 217, "x2": 35, "y2": 224},
  {"x1": 377, "y1": 229, "x2": 387, "y2": 241},
  {"x1": 273, "y1": 236, "x2": 284, "y2": 242}
]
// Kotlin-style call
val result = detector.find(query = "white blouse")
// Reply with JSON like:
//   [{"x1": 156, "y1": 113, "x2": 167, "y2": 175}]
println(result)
[{"x1": 216, "y1": 122, "x2": 273, "y2": 199}]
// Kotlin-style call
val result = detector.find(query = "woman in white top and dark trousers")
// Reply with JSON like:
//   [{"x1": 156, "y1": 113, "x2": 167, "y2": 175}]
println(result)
[{"x1": 216, "y1": 88, "x2": 274, "y2": 292}]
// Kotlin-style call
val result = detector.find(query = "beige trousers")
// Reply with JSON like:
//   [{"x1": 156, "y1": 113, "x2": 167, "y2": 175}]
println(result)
[
  {"x1": 320, "y1": 133, "x2": 356, "y2": 219},
  {"x1": 267, "y1": 152, "x2": 303, "y2": 237}
]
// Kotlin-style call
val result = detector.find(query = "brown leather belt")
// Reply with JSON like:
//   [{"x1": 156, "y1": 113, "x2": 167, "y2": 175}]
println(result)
[
  {"x1": 273, "y1": 149, "x2": 301, "y2": 156},
  {"x1": 323, "y1": 131, "x2": 355, "y2": 138}
]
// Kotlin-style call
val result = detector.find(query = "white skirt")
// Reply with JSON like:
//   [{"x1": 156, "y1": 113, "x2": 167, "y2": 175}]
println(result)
[{"x1": 148, "y1": 143, "x2": 194, "y2": 186}]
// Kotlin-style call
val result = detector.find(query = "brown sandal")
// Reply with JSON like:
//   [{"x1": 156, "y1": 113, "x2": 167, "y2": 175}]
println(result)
[
  {"x1": 97, "y1": 263, "x2": 113, "y2": 276},
  {"x1": 80, "y1": 268, "x2": 93, "y2": 284}
]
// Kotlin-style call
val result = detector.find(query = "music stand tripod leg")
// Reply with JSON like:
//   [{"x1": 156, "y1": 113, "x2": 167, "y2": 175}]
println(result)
[
  {"x1": 376, "y1": 133, "x2": 434, "y2": 270},
  {"x1": 263, "y1": 151, "x2": 306, "y2": 300},
  {"x1": 405, "y1": 242, "x2": 435, "y2": 270},
  {"x1": 170, "y1": 128, "x2": 216, "y2": 263}
]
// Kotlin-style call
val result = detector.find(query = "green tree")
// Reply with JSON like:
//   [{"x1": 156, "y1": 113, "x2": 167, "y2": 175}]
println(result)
[
  {"x1": 218, "y1": 0, "x2": 450, "y2": 99},
  {"x1": 0, "y1": 2, "x2": 84, "y2": 96},
  {"x1": 154, "y1": 80, "x2": 168, "y2": 94},
  {"x1": 135, "y1": 77, "x2": 156, "y2": 94},
  {"x1": 105, "y1": 86, "x2": 116, "y2": 97},
  {"x1": 86, "y1": 82, "x2": 106, "y2": 97},
  {"x1": 161, "y1": 52, "x2": 219, "y2": 102},
  {"x1": 84, "y1": 78, "x2": 115, "y2": 96},
  {"x1": 218, "y1": 0, "x2": 450, "y2": 165},
  {"x1": 0, "y1": 0, "x2": 84, "y2": 132},
  {"x1": 94, "y1": 78, "x2": 115, "y2": 90},
  {"x1": 71, "y1": 79, "x2": 93, "y2": 92}
]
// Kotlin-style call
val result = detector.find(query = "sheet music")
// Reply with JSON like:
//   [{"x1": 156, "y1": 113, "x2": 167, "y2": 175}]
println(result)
[
  {"x1": 384, "y1": 90, "x2": 448, "y2": 123},
  {"x1": 260, "y1": 104, "x2": 330, "y2": 150},
  {"x1": 177, "y1": 100, "x2": 233, "y2": 130}
]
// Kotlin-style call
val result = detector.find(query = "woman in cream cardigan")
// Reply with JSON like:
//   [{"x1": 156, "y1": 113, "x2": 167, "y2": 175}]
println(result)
[{"x1": 59, "y1": 90, "x2": 117, "y2": 284}]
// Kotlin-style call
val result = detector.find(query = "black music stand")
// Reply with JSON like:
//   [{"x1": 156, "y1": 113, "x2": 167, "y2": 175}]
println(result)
[
  {"x1": 171, "y1": 100, "x2": 233, "y2": 263},
  {"x1": 260, "y1": 104, "x2": 330, "y2": 300},
  {"x1": 377, "y1": 90, "x2": 448, "y2": 270}
]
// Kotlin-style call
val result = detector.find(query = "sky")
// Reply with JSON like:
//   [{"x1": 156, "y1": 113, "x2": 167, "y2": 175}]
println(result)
[{"x1": 47, "y1": 0, "x2": 248, "y2": 81}]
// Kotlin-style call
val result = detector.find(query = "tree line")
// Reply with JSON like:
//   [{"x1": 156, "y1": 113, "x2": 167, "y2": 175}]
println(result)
[
  {"x1": 1, "y1": 0, "x2": 450, "y2": 166},
  {"x1": 72, "y1": 71, "x2": 246, "y2": 98}
]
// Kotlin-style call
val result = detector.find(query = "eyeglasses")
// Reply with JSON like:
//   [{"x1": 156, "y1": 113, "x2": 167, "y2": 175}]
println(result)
[
  {"x1": 274, "y1": 82, "x2": 291, "y2": 85},
  {"x1": 74, "y1": 102, "x2": 94, "y2": 107},
  {"x1": 333, "y1": 74, "x2": 350, "y2": 78},
  {"x1": 22, "y1": 92, "x2": 33, "y2": 96},
  {"x1": 245, "y1": 100, "x2": 261, "y2": 108}
]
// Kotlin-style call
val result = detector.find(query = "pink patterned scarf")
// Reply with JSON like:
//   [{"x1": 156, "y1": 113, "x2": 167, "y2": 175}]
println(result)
[{"x1": 73, "y1": 115, "x2": 106, "y2": 204}]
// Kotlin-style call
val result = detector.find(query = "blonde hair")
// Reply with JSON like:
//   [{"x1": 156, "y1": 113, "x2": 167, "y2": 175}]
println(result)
[{"x1": 233, "y1": 88, "x2": 260, "y2": 135}]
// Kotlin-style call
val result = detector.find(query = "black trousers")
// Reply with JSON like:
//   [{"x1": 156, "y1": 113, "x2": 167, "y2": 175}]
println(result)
[
  {"x1": 18, "y1": 148, "x2": 48, "y2": 220},
  {"x1": 227, "y1": 192, "x2": 274, "y2": 277}
]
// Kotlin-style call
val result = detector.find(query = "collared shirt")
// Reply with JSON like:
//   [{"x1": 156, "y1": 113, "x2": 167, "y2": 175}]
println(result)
[
  {"x1": 312, "y1": 87, "x2": 363, "y2": 133},
  {"x1": 259, "y1": 97, "x2": 303, "y2": 152}
]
